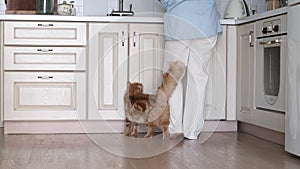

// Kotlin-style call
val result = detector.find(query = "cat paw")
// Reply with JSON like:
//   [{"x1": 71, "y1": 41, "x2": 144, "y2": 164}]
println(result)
[
  {"x1": 130, "y1": 133, "x2": 138, "y2": 138},
  {"x1": 163, "y1": 134, "x2": 169, "y2": 140},
  {"x1": 144, "y1": 134, "x2": 153, "y2": 139}
]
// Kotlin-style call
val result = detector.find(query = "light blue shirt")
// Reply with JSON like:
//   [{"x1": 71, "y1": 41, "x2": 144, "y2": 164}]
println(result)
[{"x1": 158, "y1": 0, "x2": 222, "y2": 40}]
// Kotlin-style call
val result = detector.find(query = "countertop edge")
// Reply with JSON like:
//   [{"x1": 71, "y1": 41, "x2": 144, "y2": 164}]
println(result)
[
  {"x1": 221, "y1": 7, "x2": 288, "y2": 25},
  {"x1": 0, "y1": 14, "x2": 165, "y2": 23}
]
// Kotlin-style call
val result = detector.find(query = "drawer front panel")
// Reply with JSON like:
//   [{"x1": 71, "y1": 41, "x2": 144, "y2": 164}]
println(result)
[
  {"x1": 4, "y1": 72, "x2": 86, "y2": 120},
  {"x1": 4, "y1": 21, "x2": 86, "y2": 46},
  {"x1": 4, "y1": 47, "x2": 86, "y2": 70},
  {"x1": 15, "y1": 82, "x2": 76, "y2": 111}
]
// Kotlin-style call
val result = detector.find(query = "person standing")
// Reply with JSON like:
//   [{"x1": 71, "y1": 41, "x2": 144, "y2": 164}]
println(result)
[{"x1": 157, "y1": 0, "x2": 222, "y2": 139}]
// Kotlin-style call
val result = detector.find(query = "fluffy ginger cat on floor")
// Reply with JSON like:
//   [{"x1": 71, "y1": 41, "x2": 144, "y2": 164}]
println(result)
[{"x1": 124, "y1": 60, "x2": 185, "y2": 139}]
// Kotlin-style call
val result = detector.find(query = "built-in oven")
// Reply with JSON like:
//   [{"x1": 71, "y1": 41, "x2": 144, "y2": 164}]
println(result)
[{"x1": 255, "y1": 15, "x2": 287, "y2": 113}]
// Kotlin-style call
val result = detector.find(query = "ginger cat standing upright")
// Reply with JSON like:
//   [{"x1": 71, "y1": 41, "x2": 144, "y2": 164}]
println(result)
[{"x1": 124, "y1": 60, "x2": 185, "y2": 139}]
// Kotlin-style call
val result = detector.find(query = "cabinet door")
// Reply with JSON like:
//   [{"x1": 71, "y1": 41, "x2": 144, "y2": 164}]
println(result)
[
  {"x1": 205, "y1": 25, "x2": 227, "y2": 120},
  {"x1": 88, "y1": 23, "x2": 128, "y2": 120},
  {"x1": 129, "y1": 24, "x2": 165, "y2": 94},
  {"x1": 237, "y1": 23, "x2": 255, "y2": 123},
  {"x1": 4, "y1": 72, "x2": 86, "y2": 120},
  {"x1": 0, "y1": 21, "x2": 2, "y2": 125}
]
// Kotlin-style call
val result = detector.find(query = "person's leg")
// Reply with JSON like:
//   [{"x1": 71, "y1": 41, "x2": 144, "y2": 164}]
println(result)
[
  {"x1": 163, "y1": 40, "x2": 190, "y2": 135},
  {"x1": 183, "y1": 36, "x2": 217, "y2": 139}
]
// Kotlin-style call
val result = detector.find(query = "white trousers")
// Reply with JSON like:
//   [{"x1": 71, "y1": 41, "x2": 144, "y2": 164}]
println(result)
[{"x1": 164, "y1": 36, "x2": 217, "y2": 139}]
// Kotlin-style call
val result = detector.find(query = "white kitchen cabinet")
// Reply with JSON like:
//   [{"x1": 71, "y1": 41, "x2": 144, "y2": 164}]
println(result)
[
  {"x1": 205, "y1": 25, "x2": 227, "y2": 120},
  {"x1": 4, "y1": 72, "x2": 86, "y2": 120},
  {"x1": 3, "y1": 21, "x2": 87, "y2": 121},
  {"x1": 88, "y1": 23, "x2": 164, "y2": 120},
  {"x1": 128, "y1": 24, "x2": 165, "y2": 94},
  {"x1": 236, "y1": 21, "x2": 285, "y2": 133},
  {"x1": 4, "y1": 21, "x2": 86, "y2": 46},
  {"x1": 0, "y1": 21, "x2": 2, "y2": 126},
  {"x1": 88, "y1": 23, "x2": 128, "y2": 120},
  {"x1": 237, "y1": 23, "x2": 255, "y2": 123}
]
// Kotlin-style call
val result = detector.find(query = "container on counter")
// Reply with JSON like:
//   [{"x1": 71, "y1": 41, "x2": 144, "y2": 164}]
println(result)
[{"x1": 36, "y1": 0, "x2": 54, "y2": 14}]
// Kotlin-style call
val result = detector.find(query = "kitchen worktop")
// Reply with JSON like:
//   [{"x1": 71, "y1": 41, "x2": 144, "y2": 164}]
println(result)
[
  {"x1": 0, "y1": 14, "x2": 165, "y2": 23},
  {"x1": 0, "y1": 6, "x2": 287, "y2": 25},
  {"x1": 225, "y1": 6, "x2": 288, "y2": 25}
]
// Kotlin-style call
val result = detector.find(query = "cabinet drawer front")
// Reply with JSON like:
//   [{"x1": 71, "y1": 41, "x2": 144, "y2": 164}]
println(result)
[
  {"x1": 4, "y1": 72, "x2": 86, "y2": 120},
  {"x1": 4, "y1": 21, "x2": 86, "y2": 46},
  {"x1": 4, "y1": 47, "x2": 86, "y2": 70}
]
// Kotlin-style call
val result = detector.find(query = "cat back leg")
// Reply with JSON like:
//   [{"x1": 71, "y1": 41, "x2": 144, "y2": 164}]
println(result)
[
  {"x1": 160, "y1": 108, "x2": 170, "y2": 140},
  {"x1": 160, "y1": 123, "x2": 170, "y2": 140}
]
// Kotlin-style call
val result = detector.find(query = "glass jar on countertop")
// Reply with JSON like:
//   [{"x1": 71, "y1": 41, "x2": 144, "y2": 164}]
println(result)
[{"x1": 36, "y1": 0, "x2": 54, "y2": 14}]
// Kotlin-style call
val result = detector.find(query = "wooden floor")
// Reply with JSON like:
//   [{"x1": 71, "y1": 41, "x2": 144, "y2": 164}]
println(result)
[{"x1": 0, "y1": 130, "x2": 300, "y2": 169}]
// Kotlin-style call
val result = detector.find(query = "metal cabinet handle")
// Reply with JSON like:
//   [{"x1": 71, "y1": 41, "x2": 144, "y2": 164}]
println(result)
[
  {"x1": 249, "y1": 31, "x2": 254, "y2": 47},
  {"x1": 37, "y1": 48, "x2": 53, "y2": 52},
  {"x1": 133, "y1": 32, "x2": 136, "y2": 47},
  {"x1": 37, "y1": 23, "x2": 54, "y2": 27},
  {"x1": 259, "y1": 39, "x2": 281, "y2": 45},
  {"x1": 121, "y1": 31, "x2": 125, "y2": 47},
  {"x1": 37, "y1": 76, "x2": 54, "y2": 79}
]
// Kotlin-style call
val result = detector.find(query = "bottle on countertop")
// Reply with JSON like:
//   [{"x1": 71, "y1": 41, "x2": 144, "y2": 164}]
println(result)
[
  {"x1": 0, "y1": 0, "x2": 6, "y2": 13},
  {"x1": 70, "y1": 1, "x2": 76, "y2": 16}
]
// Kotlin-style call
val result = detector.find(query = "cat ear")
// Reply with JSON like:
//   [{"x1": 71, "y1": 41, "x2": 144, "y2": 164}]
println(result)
[{"x1": 127, "y1": 81, "x2": 131, "y2": 88}]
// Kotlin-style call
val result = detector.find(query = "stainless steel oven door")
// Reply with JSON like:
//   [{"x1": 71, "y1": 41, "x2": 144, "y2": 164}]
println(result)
[{"x1": 255, "y1": 35, "x2": 287, "y2": 112}]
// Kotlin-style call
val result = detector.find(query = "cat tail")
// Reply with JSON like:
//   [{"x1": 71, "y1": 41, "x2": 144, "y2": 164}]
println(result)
[
  {"x1": 161, "y1": 60, "x2": 185, "y2": 99},
  {"x1": 147, "y1": 60, "x2": 185, "y2": 122}
]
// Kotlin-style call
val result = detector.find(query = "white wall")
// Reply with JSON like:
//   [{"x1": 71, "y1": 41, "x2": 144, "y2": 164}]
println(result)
[
  {"x1": 82, "y1": 0, "x2": 267, "y2": 17},
  {"x1": 83, "y1": 0, "x2": 159, "y2": 16},
  {"x1": 83, "y1": 0, "x2": 108, "y2": 16},
  {"x1": 215, "y1": 0, "x2": 267, "y2": 19}
]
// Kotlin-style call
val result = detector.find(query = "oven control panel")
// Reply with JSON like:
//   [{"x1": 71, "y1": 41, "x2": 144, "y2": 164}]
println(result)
[
  {"x1": 256, "y1": 14, "x2": 287, "y2": 38},
  {"x1": 262, "y1": 19, "x2": 281, "y2": 34}
]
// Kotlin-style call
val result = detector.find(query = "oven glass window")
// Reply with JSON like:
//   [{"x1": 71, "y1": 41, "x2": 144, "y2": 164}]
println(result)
[{"x1": 264, "y1": 46, "x2": 280, "y2": 97}]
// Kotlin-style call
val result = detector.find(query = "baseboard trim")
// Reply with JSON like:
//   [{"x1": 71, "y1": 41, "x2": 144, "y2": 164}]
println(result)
[
  {"x1": 4, "y1": 120, "x2": 237, "y2": 134},
  {"x1": 4, "y1": 121, "x2": 125, "y2": 134},
  {"x1": 202, "y1": 120, "x2": 237, "y2": 132},
  {"x1": 238, "y1": 121, "x2": 285, "y2": 145}
]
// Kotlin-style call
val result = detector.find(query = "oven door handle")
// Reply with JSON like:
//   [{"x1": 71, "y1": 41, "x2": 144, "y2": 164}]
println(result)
[{"x1": 259, "y1": 39, "x2": 281, "y2": 45}]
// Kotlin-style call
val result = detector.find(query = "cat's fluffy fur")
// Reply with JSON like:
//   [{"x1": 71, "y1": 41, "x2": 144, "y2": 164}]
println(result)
[{"x1": 124, "y1": 60, "x2": 185, "y2": 139}]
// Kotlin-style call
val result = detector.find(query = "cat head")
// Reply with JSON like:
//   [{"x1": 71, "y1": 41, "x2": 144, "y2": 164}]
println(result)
[{"x1": 127, "y1": 82, "x2": 144, "y2": 96}]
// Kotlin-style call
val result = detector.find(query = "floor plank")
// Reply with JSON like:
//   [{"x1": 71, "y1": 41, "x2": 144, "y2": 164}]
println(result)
[{"x1": 0, "y1": 130, "x2": 300, "y2": 169}]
